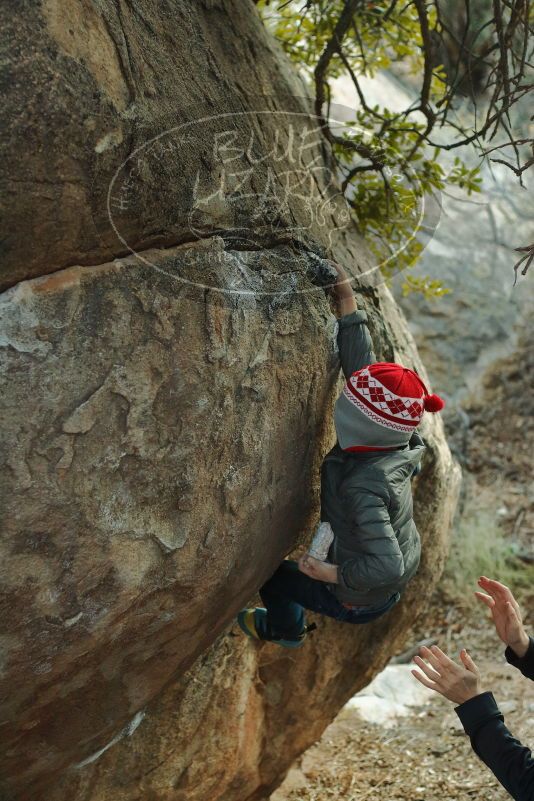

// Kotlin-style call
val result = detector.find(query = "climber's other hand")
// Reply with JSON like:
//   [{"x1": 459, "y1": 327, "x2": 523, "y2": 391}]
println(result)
[{"x1": 298, "y1": 553, "x2": 339, "y2": 583}]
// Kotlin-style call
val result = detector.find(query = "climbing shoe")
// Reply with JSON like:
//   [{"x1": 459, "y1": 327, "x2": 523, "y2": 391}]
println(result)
[
  {"x1": 237, "y1": 608, "x2": 316, "y2": 649},
  {"x1": 237, "y1": 608, "x2": 263, "y2": 640}
]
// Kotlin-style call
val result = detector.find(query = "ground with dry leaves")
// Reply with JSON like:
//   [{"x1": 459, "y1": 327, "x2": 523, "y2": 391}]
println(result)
[{"x1": 271, "y1": 593, "x2": 533, "y2": 801}]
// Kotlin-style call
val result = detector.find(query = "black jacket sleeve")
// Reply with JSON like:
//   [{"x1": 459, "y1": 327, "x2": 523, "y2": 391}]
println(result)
[
  {"x1": 337, "y1": 310, "x2": 376, "y2": 381},
  {"x1": 505, "y1": 637, "x2": 534, "y2": 680},
  {"x1": 455, "y1": 638, "x2": 534, "y2": 801}
]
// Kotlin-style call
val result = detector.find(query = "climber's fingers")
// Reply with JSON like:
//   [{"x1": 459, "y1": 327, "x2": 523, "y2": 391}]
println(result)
[{"x1": 298, "y1": 554, "x2": 316, "y2": 577}]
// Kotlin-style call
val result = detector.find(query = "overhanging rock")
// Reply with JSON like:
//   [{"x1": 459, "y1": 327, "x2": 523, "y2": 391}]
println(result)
[{"x1": 0, "y1": 2, "x2": 460, "y2": 799}]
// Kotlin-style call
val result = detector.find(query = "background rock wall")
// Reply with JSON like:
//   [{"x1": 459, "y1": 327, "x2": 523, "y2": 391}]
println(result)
[
  {"x1": 396, "y1": 163, "x2": 534, "y2": 562},
  {"x1": 0, "y1": 2, "x2": 459, "y2": 800},
  {"x1": 396, "y1": 163, "x2": 534, "y2": 413}
]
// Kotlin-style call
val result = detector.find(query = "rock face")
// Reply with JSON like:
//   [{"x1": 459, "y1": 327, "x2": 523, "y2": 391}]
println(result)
[
  {"x1": 1, "y1": 0, "x2": 355, "y2": 291},
  {"x1": 0, "y1": 2, "x2": 460, "y2": 800}
]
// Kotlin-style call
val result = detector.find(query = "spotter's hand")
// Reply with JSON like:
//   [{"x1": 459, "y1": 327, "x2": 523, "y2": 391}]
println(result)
[
  {"x1": 412, "y1": 644, "x2": 483, "y2": 706},
  {"x1": 475, "y1": 576, "x2": 530, "y2": 658}
]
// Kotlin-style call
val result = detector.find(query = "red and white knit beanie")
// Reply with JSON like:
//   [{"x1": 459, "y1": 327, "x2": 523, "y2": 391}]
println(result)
[{"x1": 334, "y1": 362, "x2": 445, "y2": 452}]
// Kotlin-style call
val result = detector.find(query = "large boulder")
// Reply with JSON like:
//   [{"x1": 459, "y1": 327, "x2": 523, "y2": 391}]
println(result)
[{"x1": 0, "y1": 2, "x2": 460, "y2": 799}]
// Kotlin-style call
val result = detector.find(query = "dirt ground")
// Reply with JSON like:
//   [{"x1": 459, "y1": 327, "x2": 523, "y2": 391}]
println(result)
[{"x1": 270, "y1": 593, "x2": 533, "y2": 801}]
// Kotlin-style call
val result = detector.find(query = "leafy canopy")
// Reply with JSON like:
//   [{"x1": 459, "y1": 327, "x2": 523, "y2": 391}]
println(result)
[{"x1": 255, "y1": 1, "x2": 528, "y2": 297}]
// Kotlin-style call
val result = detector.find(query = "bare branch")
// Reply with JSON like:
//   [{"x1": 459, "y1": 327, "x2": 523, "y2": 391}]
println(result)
[
  {"x1": 490, "y1": 154, "x2": 534, "y2": 177},
  {"x1": 314, "y1": 0, "x2": 389, "y2": 167},
  {"x1": 513, "y1": 243, "x2": 534, "y2": 285}
]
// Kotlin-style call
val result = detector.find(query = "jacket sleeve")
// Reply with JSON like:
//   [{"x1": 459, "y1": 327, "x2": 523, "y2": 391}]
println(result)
[
  {"x1": 505, "y1": 637, "x2": 534, "y2": 680},
  {"x1": 455, "y1": 692, "x2": 534, "y2": 801},
  {"x1": 337, "y1": 310, "x2": 376, "y2": 381},
  {"x1": 337, "y1": 487, "x2": 405, "y2": 592}
]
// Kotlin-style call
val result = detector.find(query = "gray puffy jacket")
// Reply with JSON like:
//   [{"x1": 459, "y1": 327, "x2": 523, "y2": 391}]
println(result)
[{"x1": 320, "y1": 309, "x2": 425, "y2": 606}]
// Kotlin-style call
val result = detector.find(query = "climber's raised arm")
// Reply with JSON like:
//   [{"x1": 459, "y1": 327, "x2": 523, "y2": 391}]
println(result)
[
  {"x1": 327, "y1": 260, "x2": 376, "y2": 380},
  {"x1": 236, "y1": 258, "x2": 441, "y2": 652},
  {"x1": 328, "y1": 260, "x2": 358, "y2": 318}
]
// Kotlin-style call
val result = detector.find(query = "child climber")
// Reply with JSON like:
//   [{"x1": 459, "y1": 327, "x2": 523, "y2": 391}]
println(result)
[{"x1": 238, "y1": 260, "x2": 445, "y2": 648}]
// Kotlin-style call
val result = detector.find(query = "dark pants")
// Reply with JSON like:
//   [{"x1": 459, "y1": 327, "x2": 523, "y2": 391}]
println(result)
[{"x1": 259, "y1": 560, "x2": 400, "y2": 640}]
